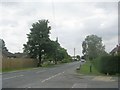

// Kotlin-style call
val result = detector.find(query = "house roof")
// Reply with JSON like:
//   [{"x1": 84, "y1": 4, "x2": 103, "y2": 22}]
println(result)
[
  {"x1": 14, "y1": 52, "x2": 26, "y2": 58},
  {"x1": 2, "y1": 50, "x2": 16, "y2": 57},
  {"x1": 110, "y1": 44, "x2": 120, "y2": 54}
]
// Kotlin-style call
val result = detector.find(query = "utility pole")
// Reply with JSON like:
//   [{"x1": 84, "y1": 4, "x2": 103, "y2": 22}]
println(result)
[
  {"x1": 74, "y1": 48, "x2": 75, "y2": 61},
  {"x1": 55, "y1": 37, "x2": 58, "y2": 64}
]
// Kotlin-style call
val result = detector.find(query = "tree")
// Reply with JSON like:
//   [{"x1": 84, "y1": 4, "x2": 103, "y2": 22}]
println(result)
[
  {"x1": 76, "y1": 55, "x2": 80, "y2": 61},
  {"x1": 82, "y1": 35, "x2": 106, "y2": 60},
  {"x1": 45, "y1": 40, "x2": 59, "y2": 64},
  {"x1": 45, "y1": 40, "x2": 71, "y2": 64},
  {"x1": 23, "y1": 20, "x2": 51, "y2": 67},
  {"x1": 0, "y1": 39, "x2": 8, "y2": 52}
]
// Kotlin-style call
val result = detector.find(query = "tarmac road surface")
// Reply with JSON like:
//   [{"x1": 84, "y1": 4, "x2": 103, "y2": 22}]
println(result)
[{"x1": 1, "y1": 61, "x2": 118, "y2": 88}]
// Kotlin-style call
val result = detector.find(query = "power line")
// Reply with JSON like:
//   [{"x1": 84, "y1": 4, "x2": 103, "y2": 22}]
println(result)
[{"x1": 51, "y1": 0, "x2": 58, "y2": 39}]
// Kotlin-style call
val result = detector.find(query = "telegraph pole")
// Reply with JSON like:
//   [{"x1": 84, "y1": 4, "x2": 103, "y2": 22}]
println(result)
[{"x1": 74, "y1": 48, "x2": 75, "y2": 61}]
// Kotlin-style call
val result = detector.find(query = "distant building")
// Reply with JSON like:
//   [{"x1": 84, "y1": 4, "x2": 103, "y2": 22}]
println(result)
[
  {"x1": 14, "y1": 52, "x2": 27, "y2": 58},
  {"x1": 110, "y1": 44, "x2": 120, "y2": 56},
  {"x1": 2, "y1": 50, "x2": 16, "y2": 58}
]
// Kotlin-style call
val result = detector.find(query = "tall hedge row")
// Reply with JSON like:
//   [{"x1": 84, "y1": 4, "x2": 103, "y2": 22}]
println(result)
[{"x1": 93, "y1": 55, "x2": 120, "y2": 75}]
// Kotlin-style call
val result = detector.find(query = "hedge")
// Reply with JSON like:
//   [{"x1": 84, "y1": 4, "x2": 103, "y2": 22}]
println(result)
[{"x1": 93, "y1": 55, "x2": 120, "y2": 75}]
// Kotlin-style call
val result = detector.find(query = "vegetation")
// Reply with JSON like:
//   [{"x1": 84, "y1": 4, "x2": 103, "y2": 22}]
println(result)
[
  {"x1": 81, "y1": 34, "x2": 120, "y2": 76},
  {"x1": 76, "y1": 55, "x2": 80, "y2": 61},
  {"x1": 92, "y1": 55, "x2": 120, "y2": 75},
  {"x1": 76, "y1": 60, "x2": 102, "y2": 75},
  {"x1": 2, "y1": 67, "x2": 37, "y2": 72},
  {"x1": 23, "y1": 20, "x2": 51, "y2": 67},
  {"x1": 45, "y1": 40, "x2": 71, "y2": 64},
  {"x1": 1, "y1": 39, "x2": 8, "y2": 53},
  {"x1": 23, "y1": 19, "x2": 72, "y2": 67},
  {"x1": 82, "y1": 35, "x2": 107, "y2": 60}
]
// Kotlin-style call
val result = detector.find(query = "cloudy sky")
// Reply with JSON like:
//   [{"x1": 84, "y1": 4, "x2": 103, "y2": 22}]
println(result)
[{"x1": 0, "y1": 0, "x2": 118, "y2": 56}]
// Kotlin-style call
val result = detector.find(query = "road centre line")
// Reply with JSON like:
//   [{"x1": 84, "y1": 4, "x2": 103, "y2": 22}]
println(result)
[
  {"x1": 72, "y1": 83, "x2": 87, "y2": 88},
  {"x1": 3, "y1": 75, "x2": 24, "y2": 80},
  {"x1": 41, "y1": 71, "x2": 65, "y2": 83}
]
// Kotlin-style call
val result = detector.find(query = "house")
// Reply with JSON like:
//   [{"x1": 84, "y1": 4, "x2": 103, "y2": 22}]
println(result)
[{"x1": 110, "y1": 44, "x2": 120, "y2": 56}]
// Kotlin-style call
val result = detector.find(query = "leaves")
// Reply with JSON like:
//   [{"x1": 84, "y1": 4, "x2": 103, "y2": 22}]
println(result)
[
  {"x1": 82, "y1": 35, "x2": 107, "y2": 60},
  {"x1": 23, "y1": 19, "x2": 71, "y2": 66}
]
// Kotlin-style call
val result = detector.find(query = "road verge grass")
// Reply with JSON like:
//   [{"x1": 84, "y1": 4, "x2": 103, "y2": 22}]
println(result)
[
  {"x1": 76, "y1": 61, "x2": 103, "y2": 76},
  {"x1": 2, "y1": 67, "x2": 39, "y2": 72},
  {"x1": 2, "y1": 61, "x2": 70, "y2": 73}
]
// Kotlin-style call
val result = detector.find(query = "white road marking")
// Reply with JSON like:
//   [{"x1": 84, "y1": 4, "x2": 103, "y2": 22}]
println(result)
[
  {"x1": 92, "y1": 76, "x2": 115, "y2": 82},
  {"x1": 41, "y1": 71, "x2": 64, "y2": 83},
  {"x1": 3, "y1": 75, "x2": 24, "y2": 80},
  {"x1": 27, "y1": 87, "x2": 32, "y2": 88},
  {"x1": 36, "y1": 70, "x2": 46, "y2": 73},
  {"x1": 72, "y1": 83, "x2": 87, "y2": 88}
]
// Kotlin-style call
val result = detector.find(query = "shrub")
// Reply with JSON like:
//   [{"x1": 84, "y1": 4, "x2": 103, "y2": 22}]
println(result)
[
  {"x1": 61, "y1": 58, "x2": 71, "y2": 63},
  {"x1": 93, "y1": 55, "x2": 120, "y2": 75}
]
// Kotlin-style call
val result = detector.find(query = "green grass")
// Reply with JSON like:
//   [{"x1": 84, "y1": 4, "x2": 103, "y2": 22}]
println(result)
[
  {"x1": 2, "y1": 67, "x2": 39, "y2": 72},
  {"x1": 76, "y1": 61, "x2": 103, "y2": 75},
  {"x1": 2, "y1": 62, "x2": 65, "y2": 72},
  {"x1": 2, "y1": 64, "x2": 56, "y2": 72},
  {"x1": 0, "y1": 69, "x2": 2, "y2": 73},
  {"x1": 42, "y1": 63, "x2": 55, "y2": 67}
]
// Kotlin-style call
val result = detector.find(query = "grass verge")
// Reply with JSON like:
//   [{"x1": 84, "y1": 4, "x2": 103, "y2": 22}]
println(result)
[
  {"x1": 76, "y1": 61, "x2": 103, "y2": 76},
  {"x1": 2, "y1": 67, "x2": 39, "y2": 72},
  {"x1": 2, "y1": 62, "x2": 67, "y2": 73}
]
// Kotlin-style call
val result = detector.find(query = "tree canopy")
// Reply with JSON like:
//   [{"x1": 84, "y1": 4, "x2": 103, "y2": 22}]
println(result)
[
  {"x1": 23, "y1": 19, "x2": 71, "y2": 66},
  {"x1": 23, "y1": 20, "x2": 51, "y2": 67},
  {"x1": 82, "y1": 35, "x2": 107, "y2": 60}
]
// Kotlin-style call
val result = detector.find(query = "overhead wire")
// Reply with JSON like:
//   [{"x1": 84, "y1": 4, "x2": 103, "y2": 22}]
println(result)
[{"x1": 51, "y1": 0, "x2": 58, "y2": 41}]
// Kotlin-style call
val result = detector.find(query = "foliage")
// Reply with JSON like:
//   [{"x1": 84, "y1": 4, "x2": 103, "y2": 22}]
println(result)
[
  {"x1": 23, "y1": 19, "x2": 51, "y2": 67},
  {"x1": 46, "y1": 40, "x2": 71, "y2": 64},
  {"x1": 76, "y1": 61, "x2": 102, "y2": 75},
  {"x1": 76, "y1": 55, "x2": 80, "y2": 60},
  {"x1": 93, "y1": 55, "x2": 120, "y2": 75},
  {"x1": 23, "y1": 19, "x2": 71, "y2": 66},
  {"x1": 82, "y1": 35, "x2": 107, "y2": 60},
  {"x1": 1, "y1": 39, "x2": 8, "y2": 52}
]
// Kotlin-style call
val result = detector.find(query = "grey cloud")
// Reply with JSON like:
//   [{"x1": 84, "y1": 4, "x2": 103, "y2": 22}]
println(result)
[
  {"x1": 0, "y1": 2, "x2": 22, "y2": 9},
  {"x1": 0, "y1": 19, "x2": 19, "y2": 27},
  {"x1": 95, "y1": 2, "x2": 118, "y2": 12},
  {"x1": 0, "y1": 1, "x2": 118, "y2": 55}
]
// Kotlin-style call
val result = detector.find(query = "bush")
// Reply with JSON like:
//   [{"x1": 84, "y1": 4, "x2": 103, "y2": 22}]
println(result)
[
  {"x1": 93, "y1": 55, "x2": 120, "y2": 75},
  {"x1": 61, "y1": 58, "x2": 71, "y2": 63}
]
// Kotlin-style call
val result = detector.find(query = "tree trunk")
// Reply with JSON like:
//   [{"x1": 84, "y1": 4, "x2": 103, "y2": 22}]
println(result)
[
  {"x1": 55, "y1": 57, "x2": 57, "y2": 64},
  {"x1": 37, "y1": 53, "x2": 42, "y2": 67}
]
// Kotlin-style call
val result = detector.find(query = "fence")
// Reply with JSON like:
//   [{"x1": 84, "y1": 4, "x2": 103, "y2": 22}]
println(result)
[{"x1": 2, "y1": 58, "x2": 37, "y2": 70}]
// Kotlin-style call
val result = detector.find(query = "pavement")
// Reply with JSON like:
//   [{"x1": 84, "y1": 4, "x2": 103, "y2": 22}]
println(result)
[{"x1": 1, "y1": 61, "x2": 119, "y2": 88}]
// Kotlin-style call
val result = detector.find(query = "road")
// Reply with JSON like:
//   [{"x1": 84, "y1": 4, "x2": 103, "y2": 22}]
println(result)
[{"x1": 1, "y1": 61, "x2": 119, "y2": 88}]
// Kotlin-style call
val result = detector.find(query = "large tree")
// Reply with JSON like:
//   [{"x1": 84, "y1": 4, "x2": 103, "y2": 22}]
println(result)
[
  {"x1": 23, "y1": 20, "x2": 51, "y2": 67},
  {"x1": 82, "y1": 35, "x2": 106, "y2": 60}
]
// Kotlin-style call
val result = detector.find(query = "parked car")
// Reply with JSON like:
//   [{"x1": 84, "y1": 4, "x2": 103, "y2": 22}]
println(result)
[{"x1": 80, "y1": 59, "x2": 86, "y2": 64}]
